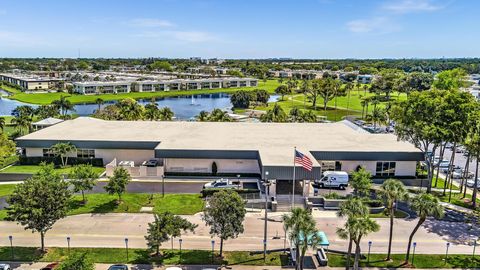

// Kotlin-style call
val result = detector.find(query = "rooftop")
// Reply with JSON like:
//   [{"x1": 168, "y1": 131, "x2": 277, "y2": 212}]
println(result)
[{"x1": 17, "y1": 117, "x2": 421, "y2": 167}]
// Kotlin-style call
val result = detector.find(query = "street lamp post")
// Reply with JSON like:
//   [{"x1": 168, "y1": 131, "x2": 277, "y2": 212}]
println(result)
[
  {"x1": 367, "y1": 241, "x2": 372, "y2": 265},
  {"x1": 124, "y1": 238, "x2": 129, "y2": 261},
  {"x1": 67, "y1": 236, "x2": 71, "y2": 255},
  {"x1": 179, "y1": 238, "x2": 183, "y2": 265},
  {"x1": 445, "y1": 242, "x2": 450, "y2": 264},
  {"x1": 263, "y1": 171, "x2": 271, "y2": 262},
  {"x1": 411, "y1": 242, "x2": 417, "y2": 266},
  {"x1": 473, "y1": 237, "x2": 478, "y2": 258},
  {"x1": 8, "y1": 235, "x2": 13, "y2": 260},
  {"x1": 211, "y1": 240, "x2": 215, "y2": 264}
]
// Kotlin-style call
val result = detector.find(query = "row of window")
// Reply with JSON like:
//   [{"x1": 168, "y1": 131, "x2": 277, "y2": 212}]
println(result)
[
  {"x1": 43, "y1": 148, "x2": 95, "y2": 158},
  {"x1": 321, "y1": 161, "x2": 397, "y2": 177}
]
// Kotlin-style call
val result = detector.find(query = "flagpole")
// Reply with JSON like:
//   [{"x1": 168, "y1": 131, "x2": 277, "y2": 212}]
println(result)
[{"x1": 292, "y1": 146, "x2": 296, "y2": 209}]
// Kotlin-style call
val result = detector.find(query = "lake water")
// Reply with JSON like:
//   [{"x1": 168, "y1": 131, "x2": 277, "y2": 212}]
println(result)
[{"x1": 0, "y1": 90, "x2": 279, "y2": 120}]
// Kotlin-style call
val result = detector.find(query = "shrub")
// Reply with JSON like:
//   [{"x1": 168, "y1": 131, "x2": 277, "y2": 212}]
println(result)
[{"x1": 201, "y1": 188, "x2": 259, "y2": 198}]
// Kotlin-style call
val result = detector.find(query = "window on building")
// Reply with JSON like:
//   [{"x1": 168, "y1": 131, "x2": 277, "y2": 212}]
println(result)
[
  {"x1": 321, "y1": 161, "x2": 342, "y2": 172},
  {"x1": 376, "y1": 161, "x2": 396, "y2": 177},
  {"x1": 42, "y1": 148, "x2": 55, "y2": 157},
  {"x1": 77, "y1": 149, "x2": 95, "y2": 158}
]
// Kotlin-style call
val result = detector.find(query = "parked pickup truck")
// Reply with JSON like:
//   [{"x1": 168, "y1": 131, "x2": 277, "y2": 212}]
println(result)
[{"x1": 203, "y1": 178, "x2": 241, "y2": 189}]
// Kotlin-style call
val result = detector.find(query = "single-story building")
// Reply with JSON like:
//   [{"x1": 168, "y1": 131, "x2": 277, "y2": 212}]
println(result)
[
  {"x1": 15, "y1": 117, "x2": 423, "y2": 195},
  {"x1": 32, "y1": 117, "x2": 64, "y2": 131}
]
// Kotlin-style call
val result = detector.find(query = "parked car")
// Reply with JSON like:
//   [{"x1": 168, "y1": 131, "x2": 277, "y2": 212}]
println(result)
[
  {"x1": 108, "y1": 265, "x2": 129, "y2": 270},
  {"x1": 0, "y1": 264, "x2": 11, "y2": 270},
  {"x1": 40, "y1": 263, "x2": 59, "y2": 270},
  {"x1": 314, "y1": 171, "x2": 349, "y2": 190},
  {"x1": 142, "y1": 159, "x2": 159, "y2": 167},
  {"x1": 203, "y1": 178, "x2": 240, "y2": 189},
  {"x1": 442, "y1": 165, "x2": 461, "y2": 174},
  {"x1": 466, "y1": 179, "x2": 480, "y2": 188}
]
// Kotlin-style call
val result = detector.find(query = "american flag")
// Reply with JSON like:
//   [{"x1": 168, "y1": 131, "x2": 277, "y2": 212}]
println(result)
[{"x1": 295, "y1": 150, "x2": 313, "y2": 171}]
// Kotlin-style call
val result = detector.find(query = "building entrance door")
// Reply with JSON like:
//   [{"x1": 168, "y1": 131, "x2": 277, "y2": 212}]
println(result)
[{"x1": 275, "y1": 180, "x2": 303, "y2": 195}]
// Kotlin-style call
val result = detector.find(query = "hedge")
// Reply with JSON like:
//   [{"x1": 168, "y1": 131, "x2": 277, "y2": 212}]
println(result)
[
  {"x1": 201, "y1": 188, "x2": 260, "y2": 198},
  {"x1": 19, "y1": 156, "x2": 104, "y2": 167}
]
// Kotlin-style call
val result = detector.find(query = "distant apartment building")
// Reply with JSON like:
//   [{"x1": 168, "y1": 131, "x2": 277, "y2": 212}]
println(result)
[
  {"x1": 73, "y1": 78, "x2": 258, "y2": 95},
  {"x1": 0, "y1": 73, "x2": 63, "y2": 91}
]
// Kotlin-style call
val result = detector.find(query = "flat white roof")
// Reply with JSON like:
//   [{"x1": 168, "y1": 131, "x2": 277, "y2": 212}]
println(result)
[{"x1": 18, "y1": 117, "x2": 421, "y2": 167}]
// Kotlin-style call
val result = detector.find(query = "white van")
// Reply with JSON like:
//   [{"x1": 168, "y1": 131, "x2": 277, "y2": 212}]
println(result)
[{"x1": 315, "y1": 171, "x2": 349, "y2": 189}]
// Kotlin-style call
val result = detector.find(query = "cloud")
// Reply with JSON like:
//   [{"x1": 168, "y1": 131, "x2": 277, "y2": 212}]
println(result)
[
  {"x1": 346, "y1": 17, "x2": 400, "y2": 34},
  {"x1": 382, "y1": 0, "x2": 443, "y2": 13},
  {"x1": 129, "y1": 18, "x2": 175, "y2": 28}
]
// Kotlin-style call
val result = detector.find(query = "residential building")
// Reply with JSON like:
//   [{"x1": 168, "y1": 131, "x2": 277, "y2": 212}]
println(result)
[{"x1": 0, "y1": 73, "x2": 64, "y2": 91}]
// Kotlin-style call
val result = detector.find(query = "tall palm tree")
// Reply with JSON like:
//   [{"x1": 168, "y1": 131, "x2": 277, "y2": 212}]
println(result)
[
  {"x1": 52, "y1": 95, "x2": 74, "y2": 116},
  {"x1": 158, "y1": 107, "x2": 174, "y2": 121},
  {"x1": 350, "y1": 217, "x2": 380, "y2": 270},
  {"x1": 95, "y1": 98, "x2": 104, "y2": 112},
  {"x1": 0, "y1": 117, "x2": 5, "y2": 132},
  {"x1": 405, "y1": 193, "x2": 444, "y2": 264},
  {"x1": 283, "y1": 208, "x2": 319, "y2": 270},
  {"x1": 260, "y1": 103, "x2": 287, "y2": 123},
  {"x1": 337, "y1": 198, "x2": 369, "y2": 270},
  {"x1": 345, "y1": 82, "x2": 354, "y2": 111},
  {"x1": 379, "y1": 179, "x2": 409, "y2": 261},
  {"x1": 144, "y1": 102, "x2": 159, "y2": 120},
  {"x1": 11, "y1": 115, "x2": 32, "y2": 135},
  {"x1": 196, "y1": 111, "x2": 209, "y2": 122},
  {"x1": 50, "y1": 142, "x2": 77, "y2": 167},
  {"x1": 117, "y1": 98, "x2": 144, "y2": 120}
]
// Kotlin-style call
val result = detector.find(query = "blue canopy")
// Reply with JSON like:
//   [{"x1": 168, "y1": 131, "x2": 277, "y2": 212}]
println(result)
[{"x1": 297, "y1": 231, "x2": 330, "y2": 247}]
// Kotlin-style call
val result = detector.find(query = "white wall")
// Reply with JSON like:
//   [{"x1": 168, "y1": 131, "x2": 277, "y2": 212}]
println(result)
[
  {"x1": 165, "y1": 158, "x2": 260, "y2": 174},
  {"x1": 25, "y1": 148, "x2": 155, "y2": 166},
  {"x1": 332, "y1": 160, "x2": 417, "y2": 177}
]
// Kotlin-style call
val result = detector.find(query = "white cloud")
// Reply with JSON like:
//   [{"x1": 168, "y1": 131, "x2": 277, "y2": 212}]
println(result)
[
  {"x1": 346, "y1": 17, "x2": 400, "y2": 34},
  {"x1": 129, "y1": 18, "x2": 174, "y2": 28},
  {"x1": 382, "y1": 0, "x2": 443, "y2": 13}
]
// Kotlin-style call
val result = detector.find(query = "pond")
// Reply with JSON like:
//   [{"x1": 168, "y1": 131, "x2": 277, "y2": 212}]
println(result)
[{"x1": 0, "y1": 90, "x2": 279, "y2": 120}]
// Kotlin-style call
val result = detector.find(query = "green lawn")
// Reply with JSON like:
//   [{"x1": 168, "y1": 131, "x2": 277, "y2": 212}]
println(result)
[
  {"x1": 328, "y1": 253, "x2": 480, "y2": 268},
  {"x1": 432, "y1": 176, "x2": 459, "y2": 190},
  {"x1": 5, "y1": 80, "x2": 281, "y2": 105},
  {"x1": 0, "y1": 84, "x2": 21, "y2": 94},
  {"x1": 369, "y1": 209, "x2": 409, "y2": 219},
  {"x1": 0, "y1": 184, "x2": 16, "y2": 197},
  {"x1": 68, "y1": 193, "x2": 204, "y2": 216},
  {"x1": 432, "y1": 190, "x2": 480, "y2": 210},
  {"x1": 0, "y1": 165, "x2": 105, "y2": 175},
  {"x1": 0, "y1": 247, "x2": 285, "y2": 266}
]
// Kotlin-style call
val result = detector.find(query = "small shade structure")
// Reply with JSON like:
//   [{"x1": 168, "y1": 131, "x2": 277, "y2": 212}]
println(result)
[{"x1": 297, "y1": 231, "x2": 330, "y2": 247}]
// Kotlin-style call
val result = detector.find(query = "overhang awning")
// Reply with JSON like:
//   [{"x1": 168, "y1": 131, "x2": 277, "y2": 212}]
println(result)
[{"x1": 298, "y1": 231, "x2": 330, "y2": 247}]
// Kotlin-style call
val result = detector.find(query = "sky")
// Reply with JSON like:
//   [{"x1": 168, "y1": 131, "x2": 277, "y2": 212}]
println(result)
[{"x1": 0, "y1": 0, "x2": 478, "y2": 59}]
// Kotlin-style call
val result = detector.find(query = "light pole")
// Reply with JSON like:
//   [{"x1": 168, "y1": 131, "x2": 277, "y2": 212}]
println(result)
[
  {"x1": 367, "y1": 241, "x2": 372, "y2": 265},
  {"x1": 411, "y1": 242, "x2": 417, "y2": 266},
  {"x1": 263, "y1": 172, "x2": 271, "y2": 262},
  {"x1": 211, "y1": 240, "x2": 215, "y2": 264},
  {"x1": 445, "y1": 242, "x2": 450, "y2": 264},
  {"x1": 124, "y1": 238, "x2": 129, "y2": 261},
  {"x1": 67, "y1": 236, "x2": 71, "y2": 255},
  {"x1": 179, "y1": 238, "x2": 183, "y2": 265},
  {"x1": 9, "y1": 235, "x2": 13, "y2": 260},
  {"x1": 473, "y1": 237, "x2": 478, "y2": 258}
]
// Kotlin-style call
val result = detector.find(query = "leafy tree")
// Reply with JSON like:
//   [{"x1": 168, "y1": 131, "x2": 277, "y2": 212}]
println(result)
[
  {"x1": 337, "y1": 197, "x2": 369, "y2": 270},
  {"x1": 250, "y1": 89, "x2": 270, "y2": 105},
  {"x1": 370, "y1": 69, "x2": 401, "y2": 100},
  {"x1": 203, "y1": 190, "x2": 246, "y2": 257},
  {"x1": 206, "y1": 109, "x2": 232, "y2": 122},
  {"x1": 104, "y1": 167, "x2": 131, "y2": 202},
  {"x1": 7, "y1": 163, "x2": 71, "y2": 252},
  {"x1": 69, "y1": 164, "x2": 99, "y2": 204},
  {"x1": 51, "y1": 142, "x2": 77, "y2": 167},
  {"x1": 283, "y1": 207, "x2": 321, "y2": 270},
  {"x1": 275, "y1": 85, "x2": 291, "y2": 100},
  {"x1": 0, "y1": 133, "x2": 16, "y2": 167},
  {"x1": 145, "y1": 212, "x2": 197, "y2": 256},
  {"x1": 319, "y1": 78, "x2": 340, "y2": 112},
  {"x1": 350, "y1": 167, "x2": 372, "y2": 197},
  {"x1": 35, "y1": 105, "x2": 60, "y2": 119},
  {"x1": 465, "y1": 110, "x2": 480, "y2": 208},
  {"x1": 148, "y1": 61, "x2": 173, "y2": 71},
  {"x1": 404, "y1": 72, "x2": 434, "y2": 93},
  {"x1": 260, "y1": 103, "x2": 288, "y2": 122},
  {"x1": 11, "y1": 115, "x2": 32, "y2": 135},
  {"x1": 196, "y1": 110, "x2": 210, "y2": 121},
  {"x1": 0, "y1": 117, "x2": 4, "y2": 132},
  {"x1": 95, "y1": 98, "x2": 104, "y2": 112},
  {"x1": 230, "y1": 90, "x2": 251, "y2": 108},
  {"x1": 433, "y1": 68, "x2": 467, "y2": 90},
  {"x1": 11, "y1": 105, "x2": 35, "y2": 118},
  {"x1": 405, "y1": 193, "x2": 444, "y2": 263},
  {"x1": 58, "y1": 252, "x2": 94, "y2": 270},
  {"x1": 144, "y1": 101, "x2": 160, "y2": 120},
  {"x1": 390, "y1": 90, "x2": 446, "y2": 193},
  {"x1": 365, "y1": 107, "x2": 387, "y2": 130},
  {"x1": 379, "y1": 179, "x2": 409, "y2": 261},
  {"x1": 117, "y1": 98, "x2": 144, "y2": 120}
]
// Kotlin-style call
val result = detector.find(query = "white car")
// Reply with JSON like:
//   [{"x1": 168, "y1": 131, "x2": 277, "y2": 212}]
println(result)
[
  {"x1": 466, "y1": 179, "x2": 480, "y2": 188},
  {"x1": 0, "y1": 264, "x2": 11, "y2": 270},
  {"x1": 203, "y1": 179, "x2": 240, "y2": 189}
]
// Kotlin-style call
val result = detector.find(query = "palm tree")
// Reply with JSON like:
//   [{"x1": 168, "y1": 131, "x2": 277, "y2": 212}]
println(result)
[
  {"x1": 345, "y1": 82, "x2": 354, "y2": 111},
  {"x1": 11, "y1": 115, "x2": 32, "y2": 135},
  {"x1": 117, "y1": 98, "x2": 144, "y2": 120},
  {"x1": 379, "y1": 179, "x2": 409, "y2": 261},
  {"x1": 196, "y1": 111, "x2": 209, "y2": 121},
  {"x1": 158, "y1": 107, "x2": 174, "y2": 121},
  {"x1": 366, "y1": 107, "x2": 387, "y2": 130},
  {"x1": 52, "y1": 95, "x2": 75, "y2": 116},
  {"x1": 350, "y1": 217, "x2": 380, "y2": 270},
  {"x1": 50, "y1": 142, "x2": 77, "y2": 167},
  {"x1": 283, "y1": 208, "x2": 319, "y2": 270},
  {"x1": 208, "y1": 109, "x2": 232, "y2": 122},
  {"x1": 0, "y1": 117, "x2": 5, "y2": 132},
  {"x1": 260, "y1": 103, "x2": 287, "y2": 122},
  {"x1": 405, "y1": 193, "x2": 444, "y2": 264},
  {"x1": 337, "y1": 198, "x2": 369, "y2": 270},
  {"x1": 95, "y1": 98, "x2": 104, "y2": 112},
  {"x1": 144, "y1": 102, "x2": 160, "y2": 120}
]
